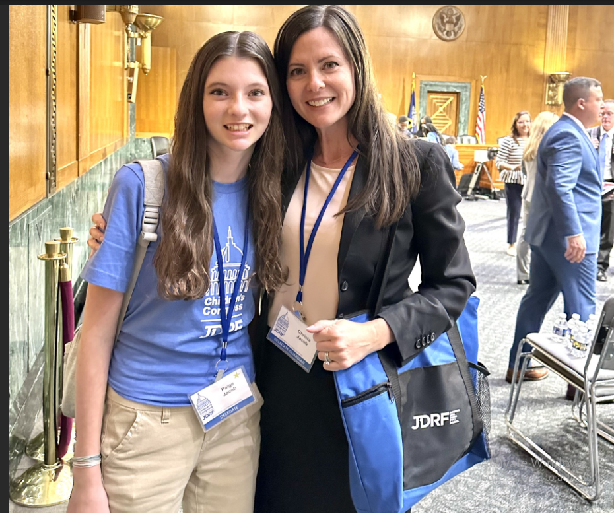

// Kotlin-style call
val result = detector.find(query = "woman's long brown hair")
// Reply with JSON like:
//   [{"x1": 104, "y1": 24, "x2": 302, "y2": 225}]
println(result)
[
  {"x1": 274, "y1": 5, "x2": 421, "y2": 229},
  {"x1": 154, "y1": 31, "x2": 285, "y2": 300}
]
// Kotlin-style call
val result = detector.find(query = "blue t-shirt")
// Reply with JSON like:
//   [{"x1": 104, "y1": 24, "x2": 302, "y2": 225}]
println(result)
[{"x1": 81, "y1": 154, "x2": 257, "y2": 406}]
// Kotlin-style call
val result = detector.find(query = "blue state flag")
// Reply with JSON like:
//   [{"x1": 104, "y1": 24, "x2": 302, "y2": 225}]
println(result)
[{"x1": 407, "y1": 73, "x2": 417, "y2": 134}]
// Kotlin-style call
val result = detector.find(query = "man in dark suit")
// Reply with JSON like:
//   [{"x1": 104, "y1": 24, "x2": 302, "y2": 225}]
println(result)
[
  {"x1": 506, "y1": 77, "x2": 604, "y2": 383},
  {"x1": 588, "y1": 99, "x2": 614, "y2": 282}
]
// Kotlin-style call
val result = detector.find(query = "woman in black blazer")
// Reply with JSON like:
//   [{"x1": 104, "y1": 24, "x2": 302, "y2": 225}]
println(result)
[{"x1": 254, "y1": 5, "x2": 476, "y2": 513}]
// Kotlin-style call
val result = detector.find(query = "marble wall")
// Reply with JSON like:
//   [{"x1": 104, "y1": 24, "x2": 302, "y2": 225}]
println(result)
[{"x1": 8, "y1": 105, "x2": 153, "y2": 478}]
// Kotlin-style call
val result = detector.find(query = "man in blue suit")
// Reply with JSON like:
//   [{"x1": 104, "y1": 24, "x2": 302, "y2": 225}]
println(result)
[{"x1": 506, "y1": 77, "x2": 604, "y2": 383}]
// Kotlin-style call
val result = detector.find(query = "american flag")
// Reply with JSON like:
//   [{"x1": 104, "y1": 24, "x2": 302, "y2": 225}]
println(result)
[
  {"x1": 475, "y1": 84, "x2": 486, "y2": 144},
  {"x1": 408, "y1": 72, "x2": 417, "y2": 134}
]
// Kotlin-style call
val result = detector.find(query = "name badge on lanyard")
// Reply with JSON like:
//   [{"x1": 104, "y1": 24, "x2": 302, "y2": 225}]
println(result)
[
  {"x1": 267, "y1": 304, "x2": 318, "y2": 371},
  {"x1": 188, "y1": 206, "x2": 255, "y2": 431},
  {"x1": 267, "y1": 149, "x2": 358, "y2": 372},
  {"x1": 188, "y1": 366, "x2": 255, "y2": 432}
]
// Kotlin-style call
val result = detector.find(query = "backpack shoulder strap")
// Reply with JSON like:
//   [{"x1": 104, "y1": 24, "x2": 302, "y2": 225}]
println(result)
[
  {"x1": 114, "y1": 158, "x2": 165, "y2": 337},
  {"x1": 135, "y1": 158, "x2": 165, "y2": 242}
]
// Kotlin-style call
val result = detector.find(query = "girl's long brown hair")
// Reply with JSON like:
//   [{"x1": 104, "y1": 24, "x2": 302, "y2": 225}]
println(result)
[
  {"x1": 154, "y1": 31, "x2": 285, "y2": 300},
  {"x1": 274, "y1": 5, "x2": 420, "y2": 229}
]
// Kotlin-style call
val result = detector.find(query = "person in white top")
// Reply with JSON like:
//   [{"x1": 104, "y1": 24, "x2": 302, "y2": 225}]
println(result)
[
  {"x1": 495, "y1": 110, "x2": 531, "y2": 256},
  {"x1": 516, "y1": 111, "x2": 559, "y2": 284},
  {"x1": 587, "y1": 99, "x2": 614, "y2": 281}
]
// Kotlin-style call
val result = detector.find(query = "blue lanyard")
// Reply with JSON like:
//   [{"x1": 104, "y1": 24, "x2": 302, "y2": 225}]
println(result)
[
  {"x1": 296, "y1": 149, "x2": 358, "y2": 307},
  {"x1": 212, "y1": 206, "x2": 250, "y2": 378}
]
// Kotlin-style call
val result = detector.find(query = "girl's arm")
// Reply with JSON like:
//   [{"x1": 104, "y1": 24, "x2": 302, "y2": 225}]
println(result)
[{"x1": 67, "y1": 284, "x2": 123, "y2": 513}]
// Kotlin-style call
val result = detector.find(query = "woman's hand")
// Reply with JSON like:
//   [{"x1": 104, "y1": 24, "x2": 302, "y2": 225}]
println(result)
[
  {"x1": 87, "y1": 213, "x2": 107, "y2": 257},
  {"x1": 307, "y1": 318, "x2": 394, "y2": 371}
]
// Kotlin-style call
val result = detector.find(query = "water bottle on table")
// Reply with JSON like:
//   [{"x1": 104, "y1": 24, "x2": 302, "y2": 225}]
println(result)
[
  {"x1": 552, "y1": 313, "x2": 570, "y2": 344},
  {"x1": 570, "y1": 319, "x2": 590, "y2": 358}
]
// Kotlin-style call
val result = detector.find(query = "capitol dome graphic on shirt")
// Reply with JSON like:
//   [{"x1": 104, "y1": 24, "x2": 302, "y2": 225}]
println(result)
[
  {"x1": 200, "y1": 224, "x2": 252, "y2": 338},
  {"x1": 221, "y1": 226, "x2": 244, "y2": 264},
  {"x1": 207, "y1": 225, "x2": 251, "y2": 293}
]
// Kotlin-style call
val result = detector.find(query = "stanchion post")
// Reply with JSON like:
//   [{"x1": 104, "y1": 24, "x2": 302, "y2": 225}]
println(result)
[
  {"x1": 41, "y1": 240, "x2": 64, "y2": 467},
  {"x1": 57, "y1": 241, "x2": 76, "y2": 460},
  {"x1": 57, "y1": 227, "x2": 78, "y2": 278},
  {"x1": 56, "y1": 227, "x2": 78, "y2": 438},
  {"x1": 9, "y1": 240, "x2": 73, "y2": 506},
  {"x1": 25, "y1": 227, "x2": 78, "y2": 462}
]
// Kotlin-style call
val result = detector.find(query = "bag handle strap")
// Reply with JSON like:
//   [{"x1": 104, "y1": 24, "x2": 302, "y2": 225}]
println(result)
[
  {"x1": 370, "y1": 220, "x2": 483, "y2": 439},
  {"x1": 114, "y1": 158, "x2": 164, "y2": 338},
  {"x1": 446, "y1": 322, "x2": 483, "y2": 440},
  {"x1": 366, "y1": 222, "x2": 404, "y2": 418}
]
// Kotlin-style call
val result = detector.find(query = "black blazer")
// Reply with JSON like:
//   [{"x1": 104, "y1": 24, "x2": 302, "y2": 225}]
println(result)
[{"x1": 258, "y1": 138, "x2": 476, "y2": 366}]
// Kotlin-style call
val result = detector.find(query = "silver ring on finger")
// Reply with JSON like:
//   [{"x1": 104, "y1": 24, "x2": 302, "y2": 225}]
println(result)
[{"x1": 324, "y1": 351, "x2": 331, "y2": 365}]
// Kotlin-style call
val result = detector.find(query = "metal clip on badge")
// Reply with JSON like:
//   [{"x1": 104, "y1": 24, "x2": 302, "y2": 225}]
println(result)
[{"x1": 214, "y1": 342, "x2": 229, "y2": 382}]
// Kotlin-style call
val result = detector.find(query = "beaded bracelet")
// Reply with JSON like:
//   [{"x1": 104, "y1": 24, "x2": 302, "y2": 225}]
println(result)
[{"x1": 72, "y1": 454, "x2": 102, "y2": 467}]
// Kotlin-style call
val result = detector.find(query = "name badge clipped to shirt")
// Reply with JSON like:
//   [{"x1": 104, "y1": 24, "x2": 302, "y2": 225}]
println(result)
[
  {"x1": 267, "y1": 304, "x2": 317, "y2": 372},
  {"x1": 188, "y1": 366, "x2": 255, "y2": 432}
]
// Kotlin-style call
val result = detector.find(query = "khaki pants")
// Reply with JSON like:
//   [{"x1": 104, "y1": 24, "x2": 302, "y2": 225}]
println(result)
[{"x1": 101, "y1": 386, "x2": 262, "y2": 513}]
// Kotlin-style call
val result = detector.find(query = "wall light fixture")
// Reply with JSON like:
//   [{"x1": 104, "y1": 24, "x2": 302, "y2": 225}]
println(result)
[{"x1": 545, "y1": 72, "x2": 571, "y2": 106}]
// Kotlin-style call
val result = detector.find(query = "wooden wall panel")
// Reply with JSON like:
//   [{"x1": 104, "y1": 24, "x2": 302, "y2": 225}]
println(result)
[
  {"x1": 566, "y1": 5, "x2": 614, "y2": 101},
  {"x1": 140, "y1": 4, "x2": 605, "y2": 145},
  {"x1": 139, "y1": 4, "x2": 302, "y2": 119},
  {"x1": 55, "y1": 5, "x2": 79, "y2": 191},
  {"x1": 358, "y1": 5, "x2": 551, "y2": 144},
  {"x1": 9, "y1": 5, "x2": 47, "y2": 221},
  {"x1": 135, "y1": 46, "x2": 177, "y2": 138},
  {"x1": 10, "y1": 5, "x2": 613, "y2": 221},
  {"x1": 80, "y1": 13, "x2": 127, "y2": 174}
]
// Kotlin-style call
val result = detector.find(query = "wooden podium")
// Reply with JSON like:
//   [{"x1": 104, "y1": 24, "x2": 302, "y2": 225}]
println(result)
[{"x1": 454, "y1": 144, "x2": 503, "y2": 192}]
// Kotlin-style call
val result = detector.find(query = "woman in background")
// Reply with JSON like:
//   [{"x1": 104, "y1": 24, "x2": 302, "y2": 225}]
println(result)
[
  {"x1": 515, "y1": 111, "x2": 559, "y2": 284},
  {"x1": 496, "y1": 110, "x2": 531, "y2": 256}
]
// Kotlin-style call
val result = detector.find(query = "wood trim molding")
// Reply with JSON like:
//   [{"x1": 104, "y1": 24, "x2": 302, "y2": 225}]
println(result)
[
  {"x1": 544, "y1": 5, "x2": 569, "y2": 74},
  {"x1": 77, "y1": 137, "x2": 129, "y2": 176},
  {"x1": 47, "y1": 5, "x2": 58, "y2": 196}
]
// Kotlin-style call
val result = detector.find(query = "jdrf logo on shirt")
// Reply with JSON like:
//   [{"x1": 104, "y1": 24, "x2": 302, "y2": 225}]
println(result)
[{"x1": 410, "y1": 409, "x2": 461, "y2": 430}]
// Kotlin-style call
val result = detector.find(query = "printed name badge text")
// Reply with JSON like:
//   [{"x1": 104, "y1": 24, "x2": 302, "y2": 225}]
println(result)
[
  {"x1": 267, "y1": 304, "x2": 317, "y2": 372},
  {"x1": 188, "y1": 366, "x2": 254, "y2": 432}
]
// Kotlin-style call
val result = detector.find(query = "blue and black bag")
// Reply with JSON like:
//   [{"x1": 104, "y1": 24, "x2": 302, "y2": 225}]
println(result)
[{"x1": 333, "y1": 224, "x2": 491, "y2": 513}]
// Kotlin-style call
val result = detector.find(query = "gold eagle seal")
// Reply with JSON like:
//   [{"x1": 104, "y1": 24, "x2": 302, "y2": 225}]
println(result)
[{"x1": 432, "y1": 6, "x2": 465, "y2": 41}]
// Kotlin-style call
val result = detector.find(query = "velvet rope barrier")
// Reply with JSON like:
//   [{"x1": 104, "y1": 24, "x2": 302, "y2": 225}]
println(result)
[{"x1": 58, "y1": 272, "x2": 74, "y2": 460}]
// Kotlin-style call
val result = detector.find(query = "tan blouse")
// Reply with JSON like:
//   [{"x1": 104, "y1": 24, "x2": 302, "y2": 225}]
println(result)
[{"x1": 267, "y1": 161, "x2": 356, "y2": 327}]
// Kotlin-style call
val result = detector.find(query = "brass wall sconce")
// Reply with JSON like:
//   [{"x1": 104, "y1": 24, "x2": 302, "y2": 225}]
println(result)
[
  {"x1": 133, "y1": 14, "x2": 164, "y2": 75},
  {"x1": 545, "y1": 72, "x2": 571, "y2": 106},
  {"x1": 69, "y1": 5, "x2": 106, "y2": 24},
  {"x1": 106, "y1": 6, "x2": 163, "y2": 102}
]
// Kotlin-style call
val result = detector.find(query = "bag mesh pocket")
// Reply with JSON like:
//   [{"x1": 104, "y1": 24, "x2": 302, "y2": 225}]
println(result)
[{"x1": 469, "y1": 362, "x2": 491, "y2": 457}]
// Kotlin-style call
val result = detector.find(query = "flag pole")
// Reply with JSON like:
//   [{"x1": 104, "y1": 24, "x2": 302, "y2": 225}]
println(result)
[
  {"x1": 475, "y1": 76, "x2": 487, "y2": 145},
  {"x1": 408, "y1": 72, "x2": 417, "y2": 134}
]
